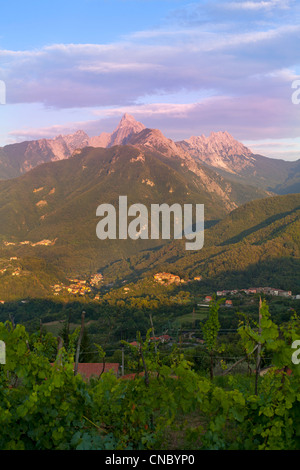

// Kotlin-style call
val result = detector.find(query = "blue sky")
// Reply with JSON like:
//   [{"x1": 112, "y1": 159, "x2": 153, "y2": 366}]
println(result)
[
  {"x1": 0, "y1": 0, "x2": 300, "y2": 160},
  {"x1": 0, "y1": 0, "x2": 179, "y2": 49}
]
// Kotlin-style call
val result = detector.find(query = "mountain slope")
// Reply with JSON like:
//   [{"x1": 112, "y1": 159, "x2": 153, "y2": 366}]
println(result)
[
  {"x1": 101, "y1": 193, "x2": 300, "y2": 292},
  {"x1": 0, "y1": 130, "x2": 90, "y2": 178},
  {"x1": 128, "y1": 127, "x2": 188, "y2": 159},
  {"x1": 272, "y1": 159, "x2": 300, "y2": 195},
  {"x1": 0, "y1": 143, "x2": 269, "y2": 295},
  {"x1": 176, "y1": 131, "x2": 299, "y2": 192},
  {"x1": 177, "y1": 131, "x2": 254, "y2": 173},
  {"x1": 0, "y1": 114, "x2": 145, "y2": 180}
]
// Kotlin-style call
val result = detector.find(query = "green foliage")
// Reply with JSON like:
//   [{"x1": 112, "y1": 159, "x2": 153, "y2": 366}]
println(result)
[
  {"x1": 201, "y1": 299, "x2": 222, "y2": 353},
  {"x1": 1, "y1": 151, "x2": 299, "y2": 302},
  {"x1": 0, "y1": 302, "x2": 299, "y2": 451},
  {"x1": 201, "y1": 298, "x2": 223, "y2": 379},
  {"x1": 0, "y1": 322, "x2": 87, "y2": 450},
  {"x1": 103, "y1": 193, "x2": 300, "y2": 292},
  {"x1": 238, "y1": 299, "x2": 279, "y2": 355}
]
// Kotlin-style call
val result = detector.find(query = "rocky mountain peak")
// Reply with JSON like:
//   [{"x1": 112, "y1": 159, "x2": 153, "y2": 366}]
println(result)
[
  {"x1": 90, "y1": 114, "x2": 146, "y2": 148},
  {"x1": 118, "y1": 113, "x2": 139, "y2": 125},
  {"x1": 176, "y1": 130, "x2": 255, "y2": 174},
  {"x1": 1, "y1": 115, "x2": 292, "y2": 190},
  {"x1": 111, "y1": 114, "x2": 146, "y2": 145},
  {"x1": 127, "y1": 127, "x2": 187, "y2": 158}
]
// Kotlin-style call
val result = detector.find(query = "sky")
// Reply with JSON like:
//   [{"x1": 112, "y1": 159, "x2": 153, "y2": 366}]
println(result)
[{"x1": 0, "y1": 0, "x2": 300, "y2": 160}]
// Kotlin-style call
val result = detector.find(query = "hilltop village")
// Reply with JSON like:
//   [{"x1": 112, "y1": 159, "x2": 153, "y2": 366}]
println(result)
[
  {"x1": 49, "y1": 271, "x2": 299, "y2": 303},
  {"x1": 0, "y1": 259, "x2": 298, "y2": 304},
  {"x1": 153, "y1": 272, "x2": 298, "y2": 299},
  {"x1": 51, "y1": 273, "x2": 104, "y2": 297}
]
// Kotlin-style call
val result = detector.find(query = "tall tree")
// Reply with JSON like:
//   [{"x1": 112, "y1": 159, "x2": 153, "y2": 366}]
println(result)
[{"x1": 201, "y1": 298, "x2": 222, "y2": 380}]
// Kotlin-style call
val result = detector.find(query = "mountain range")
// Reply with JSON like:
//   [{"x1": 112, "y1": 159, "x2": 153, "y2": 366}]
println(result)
[
  {"x1": 1, "y1": 113, "x2": 299, "y2": 194},
  {"x1": 0, "y1": 114, "x2": 299, "y2": 300},
  {"x1": 0, "y1": 114, "x2": 145, "y2": 179}
]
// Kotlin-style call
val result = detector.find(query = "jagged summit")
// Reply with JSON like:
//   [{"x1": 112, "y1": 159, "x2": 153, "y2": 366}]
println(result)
[
  {"x1": 176, "y1": 130, "x2": 255, "y2": 174},
  {"x1": 89, "y1": 113, "x2": 146, "y2": 148},
  {"x1": 110, "y1": 113, "x2": 146, "y2": 146},
  {"x1": 0, "y1": 114, "x2": 297, "y2": 193},
  {"x1": 128, "y1": 127, "x2": 187, "y2": 158},
  {"x1": 182, "y1": 131, "x2": 253, "y2": 157},
  {"x1": 118, "y1": 113, "x2": 140, "y2": 125}
]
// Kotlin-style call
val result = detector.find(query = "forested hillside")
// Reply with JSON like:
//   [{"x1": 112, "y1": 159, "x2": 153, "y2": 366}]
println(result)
[{"x1": 100, "y1": 193, "x2": 300, "y2": 292}]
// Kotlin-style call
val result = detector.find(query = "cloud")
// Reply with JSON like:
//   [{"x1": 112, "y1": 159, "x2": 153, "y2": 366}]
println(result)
[
  {"x1": 6, "y1": 89, "x2": 300, "y2": 163},
  {"x1": 1, "y1": 0, "x2": 300, "y2": 148},
  {"x1": 226, "y1": 0, "x2": 291, "y2": 10},
  {"x1": 1, "y1": 22, "x2": 298, "y2": 110},
  {"x1": 93, "y1": 102, "x2": 198, "y2": 118},
  {"x1": 168, "y1": 0, "x2": 298, "y2": 29},
  {"x1": 243, "y1": 138, "x2": 300, "y2": 160}
]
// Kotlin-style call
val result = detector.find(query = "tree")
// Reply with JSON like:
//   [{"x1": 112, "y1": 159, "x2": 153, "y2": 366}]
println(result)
[
  {"x1": 201, "y1": 298, "x2": 223, "y2": 379},
  {"x1": 79, "y1": 328, "x2": 94, "y2": 363}
]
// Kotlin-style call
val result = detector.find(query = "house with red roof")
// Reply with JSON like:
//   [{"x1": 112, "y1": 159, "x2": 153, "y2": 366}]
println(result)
[
  {"x1": 50, "y1": 362, "x2": 120, "y2": 380},
  {"x1": 74, "y1": 363, "x2": 119, "y2": 381}
]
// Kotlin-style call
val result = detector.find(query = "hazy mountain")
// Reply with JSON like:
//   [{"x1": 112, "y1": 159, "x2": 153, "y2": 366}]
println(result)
[
  {"x1": 96, "y1": 117, "x2": 300, "y2": 196},
  {"x1": 272, "y1": 159, "x2": 300, "y2": 195},
  {"x1": 0, "y1": 114, "x2": 299, "y2": 301}
]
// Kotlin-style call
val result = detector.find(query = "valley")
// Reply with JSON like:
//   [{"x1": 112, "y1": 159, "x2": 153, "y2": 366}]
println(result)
[
  {"x1": 0, "y1": 116, "x2": 298, "y2": 356},
  {"x1": 0, "y1": 115, "x2": 299, "y2": 305},
  {"x1": 2, "y1": 0, "x2": 300, "y2": 452},
  {"x1": 0, "y1": 115, "x2": 299, "y2": 452}
]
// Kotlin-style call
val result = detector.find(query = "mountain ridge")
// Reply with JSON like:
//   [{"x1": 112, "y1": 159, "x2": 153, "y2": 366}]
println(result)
[
  {"x1": 0, "y1": 143, "x2": 270, "y2": 287},
  {"x1": 1, "y1": 114, "x2": 299, "y2": 195},
  {"x1": 176, "y1": 131, "x2": 255, "y2": 174},
  {"x1": 100, "y1": 192, "x2": 300, "y2": 292}
]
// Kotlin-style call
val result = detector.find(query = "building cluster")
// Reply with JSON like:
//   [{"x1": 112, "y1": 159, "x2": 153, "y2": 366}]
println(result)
[
  {"x1": 150, "y1": 334, "x2": 171, "y2": 343},
  {"x1": 66, "y1": 279, "x2": 92, "y2": 296},
  {"x1": 154, "y1": 272, "x2": 184, "y2": 285},
  {"x1": 203, "y1": 296, "x2": 233, "y2": 306},
  {"x1": 90, "y1": 273, "x2": 103, "y2": 286},
  {"x1": 50, "y1": 273, "x2": 104, "y2": 297},
  {"x1": 200, "y1": 286, "x2": 299, "y2": 307},
  {"x1": 129, "y1": 335, "x2": 171, "y2": 347},
  {"x1": 0, "y1": 259, "x2": 22, "y2": 277},
  {"x1": 51, "y1": 278, "x2": 92, "y2": 296},
  {"x1": 11, "y1": 268, "x2": 21, "y2": 277},
  {"x1": 3, "y1": 239, "x2": 56, "y2": 247},
  {"x1": 154, "y1": 272, "x2": 202, "y2": 285},
  {"x1": 216, "y1": 287, "x2": 296, "y2": 298}
]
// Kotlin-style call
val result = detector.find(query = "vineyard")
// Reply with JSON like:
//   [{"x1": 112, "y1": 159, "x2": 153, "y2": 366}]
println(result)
[{"x1": 0, "y1": 300, "x2": 299, "y2": 451}]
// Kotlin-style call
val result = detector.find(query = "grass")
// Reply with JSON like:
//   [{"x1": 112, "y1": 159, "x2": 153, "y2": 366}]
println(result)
[
  {"x1": 173, "y1": 310, "x2": 208, "y2": 325},
  {"x1": 43, "y1": 320, "x2": 80, "y2": 336},
  {"x1": 159, "y1": 411, "x2": 208, "y2": 450}
]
